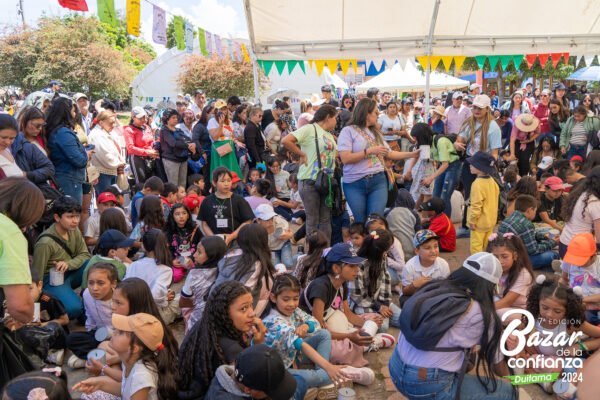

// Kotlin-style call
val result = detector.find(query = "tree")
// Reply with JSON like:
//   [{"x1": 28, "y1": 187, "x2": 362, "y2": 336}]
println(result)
[
  {"x1": 177, "y1": 55, "x2": 260, "y2": 99},
  {"x1": 166, "y1": 17, "x2": 195, "y2": 49}
]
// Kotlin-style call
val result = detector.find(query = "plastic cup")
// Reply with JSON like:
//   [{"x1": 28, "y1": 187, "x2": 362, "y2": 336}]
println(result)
[
  {"x1": 553, "y1": 379, "x2": 577, "y2": 399},
  {"x1": 33, "y1": 302, "x2": 40, "y2": 323},
  {"x1": 360, "y1": 320, "x2": 378, "y2": 337},
  {"x1": 87, "y1": 349, "x2": 106, "y2": 365},
  {"x1": 49, "y1": 268, "x2": 64, "y2": 286},
  {"x1": 337, "y1": 388, "x2": 357, "y2": 400},
  {"x1": 94, "y1": 326, "x2": 113, "y2": 342}
]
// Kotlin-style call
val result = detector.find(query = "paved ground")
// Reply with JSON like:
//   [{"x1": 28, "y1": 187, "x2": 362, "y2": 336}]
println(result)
[{"x1": 65, "y1": 231, "x2": 553, "y2": 399}]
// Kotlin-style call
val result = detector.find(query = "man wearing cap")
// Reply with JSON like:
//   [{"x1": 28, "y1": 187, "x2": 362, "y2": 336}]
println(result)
[
  {"x1": 43, "y1": 80, "x2": 62, "y2": 94},
  {"x1": 444, "y1": 92, "x2": 471, "y2": 135},
  {"x1": 469, "y1": 83, "x2": 481, "y2": 96},
  {"x1": 74, "y1": 93, "x2": 92, "y2": 136},
  {"x1": 84, "y1": 192, "x2": 119, "y2": 248},
  {"x1": 321, "y1": 85, "x2": 339, "y2": 108},
  {"x1": 534, "y1": 176, "x2": 569, "y2": 231},
  {"x1": 206, "y1": 344, "x2": 300, "y2": 400}
]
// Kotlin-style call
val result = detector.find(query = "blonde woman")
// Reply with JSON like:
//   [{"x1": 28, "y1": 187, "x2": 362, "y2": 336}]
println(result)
[{"x1": 88, "y1": 111, "x2": 126, "y2": 194}]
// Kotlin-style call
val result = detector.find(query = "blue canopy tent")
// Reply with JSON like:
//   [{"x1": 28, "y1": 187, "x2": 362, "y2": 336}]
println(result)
[{"x1": 567, "y1": 66, "x2": 600, "y2": 81}]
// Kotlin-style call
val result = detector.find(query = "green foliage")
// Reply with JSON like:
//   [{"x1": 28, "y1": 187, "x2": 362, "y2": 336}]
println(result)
[{"x1": 166, "y1": 17, "x2": 196, "y2": 49}]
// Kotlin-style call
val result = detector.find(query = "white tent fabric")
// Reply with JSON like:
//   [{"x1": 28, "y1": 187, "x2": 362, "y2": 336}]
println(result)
[
  {"x1": 244, "y1": 0, "x2": 600, "y2": 60},
  {"x1": 356, "y1": 62, "x2": 469, "y2": 92}
]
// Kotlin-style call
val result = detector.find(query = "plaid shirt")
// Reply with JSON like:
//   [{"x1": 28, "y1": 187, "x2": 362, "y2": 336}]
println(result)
[
  {"x1": 498, "y1": 211, "x2": 554, "y2": 255},
  {"x1": 348, "y1": 260, "x2": 392, "y2": 314}
]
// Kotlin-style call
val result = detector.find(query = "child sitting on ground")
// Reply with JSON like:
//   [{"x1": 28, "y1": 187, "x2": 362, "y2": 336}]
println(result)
[
  {"x1": 165, "y1": 203, "x2": 203, "y2": 283},
  {"x1": 130, "y1": 176, "x2": 164, "y2": 227},
  {"x1": 348, "y1": 222, "x2": 366, "y2": 250},
  {"x1": 183, "y1": 193, "x2": 203, "y2": 222},
  {"x1": 498, "y1": 194, "x2": 559, "y2": 270},
  {"x1": 160, "y1": 182, "x2": 178, "y2": 218},
  {"x1": 188, "y1": 174, "x2": 205, "y2": 193},
  {"x1": 533, "y1": 176, "x2": 568, "y2": 231},
  {"x1": 255, "y1": 204, "x2": 295, "y2": 271},
  {"x1": 419, "y1": 197, "x2": 456, "y2": 252},
  {"x1": 294, "y1": 231, "x2": 329, "y2": 288},
  {"x1": 81, "y1": 229, "x2": 133, "y2": 289},
  {"x1": 84, "y1": 192, "x2": 119, "y2": 248},
  {"x1": 244, "y1": 178, "x2": 273, "y2": 210},
  {"x1": 400, "y1": 230, "x2": 450, "y2": 307}
]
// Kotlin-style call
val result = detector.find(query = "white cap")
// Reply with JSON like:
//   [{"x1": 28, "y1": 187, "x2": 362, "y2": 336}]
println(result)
[
  {"x1": 131, "y1": 106, "x2": 147, "y2": 118},
  {"x1": 461, "y1": 252, "x2": 502, "y2": 284},
  {"x1": 538, "y1": 156, "x2": 554, "y2": 170},
  {"x1": 472, "y1": 94, "x2": 491, "y2": 109},
  {"x1": 452, "y1": 91, "x2": 464, "y2": 100},
  {"x1": 255, "y1": 204, "x2": 278, "y2": 220},
  {"x1": 469, "y1": 83, "x2": 481, "y2": 91}
]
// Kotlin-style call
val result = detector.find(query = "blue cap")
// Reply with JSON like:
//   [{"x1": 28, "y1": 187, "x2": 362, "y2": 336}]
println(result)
[
  {"x1": 97, "y1": 229, "x2": 134, "y2": 250},
  {"x1": 50, "y1": 80, "x2": 61, "y2": 86},
  {"x1": 325, "y1": 243, "x2": 366, "y2": 265}
]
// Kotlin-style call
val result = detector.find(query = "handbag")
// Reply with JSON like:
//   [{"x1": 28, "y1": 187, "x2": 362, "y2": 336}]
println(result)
[
  {"x1": 116, "y1": 173, "x2": 129, "y2": 191},
  {"x1": 86, "y1": 164, "x2": 99, "y2": 183},
  {"x1": 215, "y1": 142, "x2": 233, "y2": 157},
  {"x1": 312, "y1": 124, "x2": 331, "y2": 196}
]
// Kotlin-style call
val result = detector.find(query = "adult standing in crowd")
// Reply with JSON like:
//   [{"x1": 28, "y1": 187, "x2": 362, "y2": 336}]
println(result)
[
  {"x1": 160, "y1": 108, "x2": 197, "y2": 187},
  {"x1": 0, "y1": 114, "x2": 24, "y2": 179},
  {"x1": 378, "y1": 101, "x2": 403, "y2": 149},
  {"x1": 192, "y1": 104, "x2": 214, "y2": 192},
  {"x1": 533, "y1": 89, "x2": 551, "y2": 142},
  {"x1": 560, "y1": 106, "x2": 600, "y2": 160},
  {"x1": 177, "y1": 109, "x2": 196, "y2": 139},
  {"x1": 261, "y1": 99, "x2": 291, "y2": 130},
  {"x1": 549, "y1": 98, "x2": 569, "y2": 143},
  {"x1": 88, "y1": 111, "x2": 126, "y2": 194},
  {"x1": 553, "y1": 82, "x2": 569, "y2": 111},
  {"x1": 244, "y1": 106, "x2": 267, "y2": 170},
  {"x1": 123, "y1": 106, "x2": 159, "y2": 185},
  {"x1": 45, "y1": 97, "x2": 90, "y2": 204},
  {"x1": 454, "y1": 94, "x2": 502, "y2": 237},
  {"x1": 208, "y1": 100, "x2": 242, "y2": 178},
  {"x1": 509, "y1": 114, "x2": 540, "y2": 177},
  {"x1": 12, "y1": 108, "x2": 54, "y2": 186},
  {"x1": 338, "y1": 98, "x2": 418, "y2": 223},
  {"x1": 190, "y1": 89, "x2": 206, "y2": 119},
  {"x1": 321, "y1": 85, "x2": 339, "y2": 108},
  {"x1": 282, "y1": 105, "x2": 338, "y2": 242},
  {"x1": 398, "y1": 98, "x2": 416, "y2": 151},
  {"x1": 74, "y1": 93, "x2": 92, "y2": 136},
  {"x1": 445, "y1": 91, "x2": 471, "y2": 135}
]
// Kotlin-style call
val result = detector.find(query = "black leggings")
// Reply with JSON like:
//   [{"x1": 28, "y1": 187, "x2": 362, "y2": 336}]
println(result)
[
  {"x1": 515, "y1": 142, "x2": 535, "y2": 177},
  {"x1": 66, "y1": 330, "x2": 99, "y2": 359}
]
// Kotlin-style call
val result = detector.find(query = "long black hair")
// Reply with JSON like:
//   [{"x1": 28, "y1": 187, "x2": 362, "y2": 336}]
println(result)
[
  {"x1": 45, "y1": 97, "x2": 75, "y2": 135},
  {"x1": 196, "y1": 236, "x2": 227, "y2": 270},
  {"x1": 563, "y1": 165, "x2": 600, "y2": 222},
  {"x1": 411, "y1": 122, "x2": 434, "y2": 147},
  {"x1": 296, "y1": 230, "x2": 329, "y2": 287},
  {"x1": 487, "y1": 235, "x2": 534, "y2": 297},
  {"x1": 357, "y1": 229, "x2": 393, "y2": 297},
  {"x1": 165, "y1": 203, "x2": 196, "y2": 234},
  {"x1": 230, "y1": 224, "x2": 275, "y2": 288},
  {"x1": 177, "y1": 281, "x2": 252, "y2": 395}
]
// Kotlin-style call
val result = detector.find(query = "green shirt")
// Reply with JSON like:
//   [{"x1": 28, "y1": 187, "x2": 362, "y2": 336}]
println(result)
[
  {"x1": 80, "y1": 255, "x2": 127, "y2": 289},
  {"x1": 292, "y1": 123, "x2": 337, "y2": 181},
  {"x1": 0, "y1": 213, "x2": 31, "y2": 286},
  {"x1": 432, "y1": 136, "x2": 459, "y2": 164},
  {"x1": 32, "y1": 223, "x2": 91, "y2": 280}
]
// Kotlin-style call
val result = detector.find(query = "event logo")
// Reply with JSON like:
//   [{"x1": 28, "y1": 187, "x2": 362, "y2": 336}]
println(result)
[{"x1": 500, "y1": 309, "x2": 584, "y2": 386}]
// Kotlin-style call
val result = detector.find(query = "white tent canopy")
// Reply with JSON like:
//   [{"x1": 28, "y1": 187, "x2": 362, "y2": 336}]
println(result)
[
  {"x1": 356, "y1": 62, "x2": 469, "y2": 92},
  {"x1": 244, "y1": 0, "x2": 600, "y2": 60}
]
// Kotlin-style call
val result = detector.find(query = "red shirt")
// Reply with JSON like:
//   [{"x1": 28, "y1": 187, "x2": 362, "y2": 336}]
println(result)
[
  {"x1": 123, "y1": 124, "x2": 155, "y2": 157},
  {"x1": 429, "y1": 213, "x2": 456, "y2": 252},
  {"x1": 533, "y1": 103, "x2": 550, "y2": 134}
]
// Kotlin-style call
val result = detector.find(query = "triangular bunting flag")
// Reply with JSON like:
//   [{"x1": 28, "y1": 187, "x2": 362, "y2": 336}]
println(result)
[
  {"x1": 440, "y1": 56, "x2": 453, "y2": 72},
  {"x1": 499, "y1": 55, "x2": 512, "y2": 71},
  {"x1": 298, "y1": 61, "x2": 306, "y2": 74},
  {"x1": 339, "y1": 60, "x2": 352, "y2": 75},
  {"x1": 429, "y1": 56, "x2": 441, "y2": 70},
  {"x1": 325, "y1": 60, "x2": 339, "y2": 71},
  {"x1": 416, "y1": 56, "x2": 429, "y2": 70},
  {"x1": 308, "y1": 60, "x2": 314, "y2": 70},
  {"x1": 525, "y1": 54, "x2": 537, "y2": 68},
  {"x1": 474, "y1": 56, "x2": 486, "y2": 70},
  {"x1": 261, "y1": 60, "x2": 274, "y2": 76},
  {"x1": 314, "y1": 60, "x2": 326, "y2": 76},
  {"x1": 274, "y1": 60, "x2": 286, "y2": 75},
  {"x1": 512, "y1": 55, "x2": 524, "y2": 69},
  {"x1": 584, "y1": 55, "x2": 595, "y2": 66},
  {"x1": 287, "y1": 60, "x2": 299, "y2": 74},
  {"x1": 550, "y1": 53, "x2": 562, "y2": 68},
  {"x1": 538, "y1": 54, "x2": 550, "y2": 67},
  {"x1": 58, "y1": 0, "x2": 88, "y2": 11},
  {"x1": 453, "y1": 56, "x2": 466, "y2": 72},
  {"x1": 487, "y1": 56, "x2": 500, "y2": 70}
]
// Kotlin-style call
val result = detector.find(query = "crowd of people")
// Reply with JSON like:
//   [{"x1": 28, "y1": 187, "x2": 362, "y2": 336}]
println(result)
[{"x1": 1, "y1": 79, "x2": 600, "y2": 400}]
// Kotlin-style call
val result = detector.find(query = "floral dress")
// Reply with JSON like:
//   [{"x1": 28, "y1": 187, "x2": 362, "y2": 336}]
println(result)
[{"x1": 410, "y1": 145, "x2": 435, "y2": 201}]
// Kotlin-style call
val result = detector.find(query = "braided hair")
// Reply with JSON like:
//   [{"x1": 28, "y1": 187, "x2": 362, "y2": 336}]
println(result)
[{"x1": 177, "y1": 281, "x2": 252, "y2": 394}]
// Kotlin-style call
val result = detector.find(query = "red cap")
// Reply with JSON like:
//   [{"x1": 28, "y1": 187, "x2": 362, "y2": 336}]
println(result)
[
  {"x1": 97, "y1": 192, "x2": 118, "y2": 204},
  {"x1": 570, "y1": 155, "x2": 584, "y2": 163},
  {"x1": 183, "y1": 194, "x2": 202, "y2": 211},
  {"x1": 543, "y1": 176, "x2": 571, "y2": 191},
  {"x1": 230, "y1": 172, "x2": 241, "y2": 184}
]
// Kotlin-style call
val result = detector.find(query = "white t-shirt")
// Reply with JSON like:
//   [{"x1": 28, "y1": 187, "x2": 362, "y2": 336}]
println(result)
[
  {"x1": 378, "y1": 114, "x2": 402, "y2": 141},
  {"x1": 561, "y1": 193, "x2": 600, "y2": 245},
  {"x1": 561, "y1": 257, "x2": 600, "y2": 310},
  {"x1": 401, "y1": 255, "x2": 450, "y2": 289},
  {"x1": 497, "y1": 268, "x2": 533, "y2": 309},
  {"x1": 207, "y1": 118, "x2": 234, "y2": 140},
  {"x1": 121, "y1": 360, "x2": 158, "y2": 400},
  {"x1": 84, "y1": 212, "x2": 101, "y2": 240}
]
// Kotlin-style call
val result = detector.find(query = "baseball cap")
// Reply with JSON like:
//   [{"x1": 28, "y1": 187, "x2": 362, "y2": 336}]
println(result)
[
  {"x1": 469, "y1": 83, "x2": 481, "y2": 91},
  {"x1": 544, "y1": 176, "x2": 571, "y2": 191},
  {"x1": 412, "y1": 229, "x2": 439, "y2": 248},
  {"x1": 472, "y1": 94, "x2": 491, "y2": 109},
  {"x1": 183, "y1": 194, "x2": 202, "y2": 211},
  {"x1": 214, "y1": 99, "x2": 227, "y2": 109},
  {"x1": 413, "y1": 101, "x2": 424, "y2": 109},
  {"x1": 234, "y1": 344, "x2": 296, "y2": 400},
  {"x1": 50, "y1": 80, "x2": 61, "y2": 86},
  {"x1": 112, "y1": 313, "x2": 164, "y2": 352},
  {"x1": 537, "y1": 156, "x2": 554, "y2": 170},
  {"x1": 570, "y1": 155, "x2": 584, "y2": 163},
  {"x1": 452, "y1": 91, "x2": 463, "y2": 100},
  {"x1": 131, "y1": 106, "x2": 147, "y2": 119},
  {"x1": 255, "y1": 204, "x2": 278, "y2": 220},
  {"x1": 230, "y1": 171, "x2": 241, "y2": 184},
  {"x1": 97, "y1": 229, "x2": 135, "y2": 250},
  {"x1": 564, "y1": 232, "x2": 597, "y2": 266},
  {"x1": 73, "y1": 93, "x2": 88, "y2": 102},
  {"x1": 461, "y1": 252, "x2": 502, "y2": 284},
  {"x1": 326, "y1": 243, "x2": 366, "y2": 265},
  {"x1": 320, "y1": 85, "x2": 332, "y2": 92},
  {"x1": 419, "y1": 197, "x2": 445, "y2": 214},
  {"x1": 97, "y1": 192, "x2": 118, "y2": 204}
]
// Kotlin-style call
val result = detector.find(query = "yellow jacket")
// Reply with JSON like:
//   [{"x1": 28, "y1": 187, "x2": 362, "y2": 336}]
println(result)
[{"x1": 467, "y1": 176, "x2": 499, "y2": 232}]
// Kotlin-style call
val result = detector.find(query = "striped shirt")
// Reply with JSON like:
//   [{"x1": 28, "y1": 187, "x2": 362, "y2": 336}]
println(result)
[{"x1": 570, "y1": 122, "x2": 588, "y2": 146}]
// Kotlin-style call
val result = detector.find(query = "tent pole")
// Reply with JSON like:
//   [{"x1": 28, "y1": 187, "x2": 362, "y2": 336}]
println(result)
[
  {"x1": 424, "y1": 0, "x2": 441, "y2": 114},
  {"x1": 252, "y1": 58, "x2": 260, "y2": 105}
]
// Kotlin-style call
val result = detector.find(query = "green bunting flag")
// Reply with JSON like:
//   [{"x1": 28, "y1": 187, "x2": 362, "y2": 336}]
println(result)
[
  {"x1": 274, "y1": 60, "x2": 287, "y2": 75},
  {"x1": 474, "y1": 55, "x2": 486, "y2": 70},
  {"x1": 499, "y1": 55, "x2": 512, "y2": 71},
  {"x1": 298, "y1": 60, "x2": 306, "y2": 73},
  {"x1": 512, "y1": 55, "x2": 524, "y2": 69},
  {"x1": 198, "y1": 28, "x2": 208, "y2": 56},
  {"x1": 173, "y1": 16, "x2": 185, "y2": 51},
  {"x1": 258, "y1": 60, "x2": 274, "y2": 76},
  {"x1": 287, "y1": 60, "x2": 299, "y2": 74},
  {"x1": 487, "y1": 56, "x2": 500, "y2": 70},
  {"x1": 97, "y1": 0, "x2": 118, "y2": 28}
]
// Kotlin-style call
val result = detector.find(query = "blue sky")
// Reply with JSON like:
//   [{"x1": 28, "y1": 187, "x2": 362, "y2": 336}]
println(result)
[{"x1": 0, "y1": 0, "x2": 249, "y2": 54}]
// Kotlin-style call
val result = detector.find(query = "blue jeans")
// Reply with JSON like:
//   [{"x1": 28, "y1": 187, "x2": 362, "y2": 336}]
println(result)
[
  {"x1": 290, "y1": 329, "x2": 333, "y2": 388},
  {"x1": 272, "y1": 241, "x2": 295, "y2": 270},
  {"x1": 43, "y1": 264, "x2": 86, "y2": 319},
  {"x1": 292, "y1": 375, "x2": 307, "y2": 400},
  {"x1": 389, "y1": 351, "x2": 514, "y2": 400},
  {"x1": 343, "y1": 172, "x2": 388, "y2": 224},
  {"x1": 55, "y1": 174, "x2": 83, "y2": 204},
  {"x1": 95, "y1": 173, "x2": 116, "y2": 195},
  {"x1": 529, "y1": 250, "x2": 559, "y2": 270},
  {"x1": 433, "y1": 161, "x2": 461, "y2": 218},
  {"x1": 567, "y1": 144, "x2": 586, "y2": 160}
]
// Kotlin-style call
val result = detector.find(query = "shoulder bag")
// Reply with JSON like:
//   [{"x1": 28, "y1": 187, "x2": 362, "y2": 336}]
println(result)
[{"x1": 312, "y1": 124, "x2": 331, "y2": 196}]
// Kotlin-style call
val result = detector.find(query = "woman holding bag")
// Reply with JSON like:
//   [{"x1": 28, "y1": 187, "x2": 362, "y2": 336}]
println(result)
[
  {"x1": 208, "y1": 99, "x2": 243, "y2": 179},
  {"x1": 88, "y1": 111, "x2": 127, "y2": 194},
  {"x1": 338, "y1": 98, "x2": 418, "y2": 224},
  {"x1": 160, "y1": 108, "x2": 197, "y2": 187},
  {"x1": 282, "y1": 105, "x2": 338, "y2": 243}
]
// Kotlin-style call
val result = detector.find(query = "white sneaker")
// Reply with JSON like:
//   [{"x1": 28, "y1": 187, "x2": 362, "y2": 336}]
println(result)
[
  {"x1": 341, "y1": 366, "x2": 375, "y2": 386},
  {"x1": 67, "y1": 354, "x2": 86, "y2": 369},
  {"x1": 366, "y1": 332, "x2": 395, "y2": 352},
  {"x1": 46, "y1": 349, "x2": 65, "y2": 366}
]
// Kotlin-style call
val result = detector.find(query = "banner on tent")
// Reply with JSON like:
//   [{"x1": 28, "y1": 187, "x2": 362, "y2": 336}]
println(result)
[
  {"x1": 152, "y1": 5, "x2": 167, "y2": 45},
  {"x1": 126, "y1": 0, "x2": 141, "y2": 37}
]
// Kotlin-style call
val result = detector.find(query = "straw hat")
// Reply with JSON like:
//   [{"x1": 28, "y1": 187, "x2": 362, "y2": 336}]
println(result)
[
  {"x1": 515, "y1": 113, "x2": 540, "y2": 133},
  {"x1": 309, "y1": 94, "x2": 326, "y2": 106},
  {"x1": 432, "y1": 105, "x2": 446, "y2": 116}
]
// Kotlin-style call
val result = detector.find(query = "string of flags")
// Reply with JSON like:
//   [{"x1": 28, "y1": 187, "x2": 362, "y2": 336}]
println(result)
[{"x1": 57, "y1": 0, "x2": 251, "y2": 63}]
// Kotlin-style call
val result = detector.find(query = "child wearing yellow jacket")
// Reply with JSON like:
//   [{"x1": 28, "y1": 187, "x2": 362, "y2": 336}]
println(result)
[{"x1": 466, "y1": 151, "x2": 499, "y2": 254}]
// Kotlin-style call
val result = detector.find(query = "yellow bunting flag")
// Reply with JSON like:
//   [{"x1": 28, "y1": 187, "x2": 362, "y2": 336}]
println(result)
[
  {"x1": 308, "y1": 60, "x2": 314, "y2": 70},
  {"x1": 126, "y1": 0, "x2": 141, "y2": 36},
  {"x1": 453, "y1": 56, "x2": 466, "y2": 72},
  {"x1": 240, "y1": 44, "x2": 250, "y2": 62},
  {"x1": 429, "y1": 56, "x2": 441, "y2": 70},
  {"x1": 314, "y1": 60, "x2": 327, "y2": 76},
  {"x1": 339, "y1": 60, "x2": 353, "y2": 75},
  {"x1": 325, "y1": 60, "x2": 339, "y2": 72},
  {"x1": 440, "y1": 56, "x2": 453, "y2": 72},
  {"x1": 416, "y1": 56, "x2": 429, "y2": 70}
]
